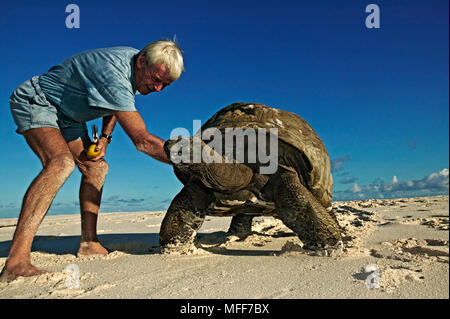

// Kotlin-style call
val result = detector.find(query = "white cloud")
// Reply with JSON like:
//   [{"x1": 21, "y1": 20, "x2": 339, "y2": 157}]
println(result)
[
  {"x1": 381, "y1": 169, "x2": 448, "y2": 193},
  {"x1": 334, "y1": 168, "x2": 449, "y2": 200},
  {"x1": 331, "y1": 155, "x2": 350, "y2": 172},
  {"x1": 349, "y1": 183, "x2": 362, "y2": 193}
]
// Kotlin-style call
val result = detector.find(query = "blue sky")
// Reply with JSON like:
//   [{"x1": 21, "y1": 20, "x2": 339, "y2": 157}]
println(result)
[{"x1": 0, "y1": 0, "x2": 448, "y2": 218}]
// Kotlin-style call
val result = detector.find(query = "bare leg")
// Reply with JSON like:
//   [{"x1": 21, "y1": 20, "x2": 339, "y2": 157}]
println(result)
[
  {"x1": 67, "y1": 139, "x2": 109, "y2": 256},
  {"x1": 0, "y1": 128, "x2": 75, "y2": 282}
]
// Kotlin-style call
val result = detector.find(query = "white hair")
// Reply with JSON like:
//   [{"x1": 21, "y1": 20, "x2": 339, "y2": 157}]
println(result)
[{"x1": 140, "y1": 38, "x2": 184, "y2": 80}]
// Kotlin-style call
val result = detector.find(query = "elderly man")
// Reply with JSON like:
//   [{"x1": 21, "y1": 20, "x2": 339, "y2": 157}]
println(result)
[{"x1": 0, "y1": 39, "x2": 184, "y2": 282}]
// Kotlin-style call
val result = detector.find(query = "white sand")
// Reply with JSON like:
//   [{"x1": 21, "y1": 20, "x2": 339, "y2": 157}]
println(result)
[{"x1": 0, "y1": 195, "x2": 448, "y2": 299}]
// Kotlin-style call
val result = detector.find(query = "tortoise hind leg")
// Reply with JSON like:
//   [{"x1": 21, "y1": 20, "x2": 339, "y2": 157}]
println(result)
[
  {"x1": 272, "y1": 168, "x2": 342, "y2": 249},
  {"x1": 227, "y1": 215, "x2": 254, "y2": 239},
  {"x1": 159, "y1": 187, "x2": 206, "y2": 252}
]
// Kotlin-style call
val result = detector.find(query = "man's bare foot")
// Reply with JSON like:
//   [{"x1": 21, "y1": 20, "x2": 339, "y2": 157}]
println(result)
[
  {"x1": 0, "y1": 262, "x2": 47, "y2": 283},
  {"x1": 77, "y1": 241, "x2": 109, "y2": 257}
]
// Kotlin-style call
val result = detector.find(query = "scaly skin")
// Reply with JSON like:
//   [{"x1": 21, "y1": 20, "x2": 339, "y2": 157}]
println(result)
[
  {"x1": 159, "y1": 187, "x2": 206, "y2": 250},
  {"x1": 227, "y1": 215, "x2": 254, "y2": 239},
  {"x1": 272, "y1": 168, "x2": 342, "y2": 248}
]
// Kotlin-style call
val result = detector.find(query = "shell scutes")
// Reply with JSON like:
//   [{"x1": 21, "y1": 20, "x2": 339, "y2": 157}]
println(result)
[{"x1": 200, "y1": 103, "x2": 333, "y2": 208}]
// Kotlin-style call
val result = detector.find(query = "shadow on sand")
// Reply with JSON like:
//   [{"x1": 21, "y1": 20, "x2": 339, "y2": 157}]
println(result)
[
  {"x1": 0, "y1": 231, "x2": 293, "y2": 258},
  {"x1": 0, "y1": 233, "x2": 160, "y2": 258}
]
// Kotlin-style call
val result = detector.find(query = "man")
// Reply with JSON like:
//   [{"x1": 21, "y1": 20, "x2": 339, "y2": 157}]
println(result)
[{"x1": 0, "y1": 39, "x2": 184, "y2": 282}]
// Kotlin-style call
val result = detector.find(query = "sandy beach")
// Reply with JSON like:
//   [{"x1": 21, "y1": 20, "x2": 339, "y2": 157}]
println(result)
[{"x1": 0, "y1": 195, "x2": 448, "y2": 299}]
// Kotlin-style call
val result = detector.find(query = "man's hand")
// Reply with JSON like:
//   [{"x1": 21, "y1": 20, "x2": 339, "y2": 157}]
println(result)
[
  {"x1": 85, "y1": 114, "x2": 116, "y2": 161},
  {"x1": 88, "y1": 138, "x2": 109, "y2": 161}
]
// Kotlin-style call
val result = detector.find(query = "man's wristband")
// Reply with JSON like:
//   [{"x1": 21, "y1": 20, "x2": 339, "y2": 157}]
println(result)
[{"x1": 100, "y1": 133, "x2": 113, "y2": 144}]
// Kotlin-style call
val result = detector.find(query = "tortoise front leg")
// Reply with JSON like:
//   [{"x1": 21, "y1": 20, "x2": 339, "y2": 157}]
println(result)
[
  {"x1": 159, "y1": 187, "x2": 206, "y2": 251},
  {"x1": 272, "y1": 168, "x2": 342, "y2": 249},
  {"x1": 227, "y1": 215, "x2": 254, "y2": 239}
]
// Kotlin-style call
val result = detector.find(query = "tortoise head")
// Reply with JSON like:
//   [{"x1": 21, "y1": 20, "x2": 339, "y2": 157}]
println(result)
[
  {"x1": 164, "y1": 135, "x2": 226, "y2": 166},
  {"x1": 164, "y1": 135, "x2": 188, "y2": 164},
  {"x1": 164, "y1": 136, "x2": 254, "y2": 192}
]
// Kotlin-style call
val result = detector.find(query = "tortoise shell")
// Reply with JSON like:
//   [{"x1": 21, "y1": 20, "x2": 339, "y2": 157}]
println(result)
[{"x1": 199, "y1": 103, "x2": 333, "y2": 209}]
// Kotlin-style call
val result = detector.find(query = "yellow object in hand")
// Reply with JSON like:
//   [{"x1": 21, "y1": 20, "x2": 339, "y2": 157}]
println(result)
[{"x1": 86, "y1": 144, "x2": 100, "y2": 158}]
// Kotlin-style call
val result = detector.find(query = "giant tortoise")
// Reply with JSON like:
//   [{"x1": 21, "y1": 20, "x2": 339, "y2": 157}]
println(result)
[{"x1": 160, "y1": 103, "x2": 342, "y2": 250}]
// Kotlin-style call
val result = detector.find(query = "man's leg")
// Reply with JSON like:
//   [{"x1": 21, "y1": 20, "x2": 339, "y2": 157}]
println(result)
[
  {"x1": 0, "y1": 127, "x2": 75, "y2": 282},
  {"x1": 67, "y1": 139, "x2": 109, "y2": 256}
]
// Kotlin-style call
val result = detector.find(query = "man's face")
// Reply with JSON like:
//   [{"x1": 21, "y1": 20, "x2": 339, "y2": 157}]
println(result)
[{"x1": 134, "y1": 54, "x2": 173, "y2": 95}]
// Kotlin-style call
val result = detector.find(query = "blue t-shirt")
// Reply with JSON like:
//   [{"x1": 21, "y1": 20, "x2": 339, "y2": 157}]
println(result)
[{"x1": 39, "y1": 46, "x2": 139, "y2": 123}]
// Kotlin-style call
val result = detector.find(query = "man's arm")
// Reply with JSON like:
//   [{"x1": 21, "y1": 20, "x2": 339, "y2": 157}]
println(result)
[
  {"x1": 101, "y1": 115, "x2": 117, "y2": 137},
  {"x1": 88, "y1": 115, "x2": 117, "y2": 161},
  {"x1": 113, "y1": 111, "x2": 171, "y2": 164}
]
